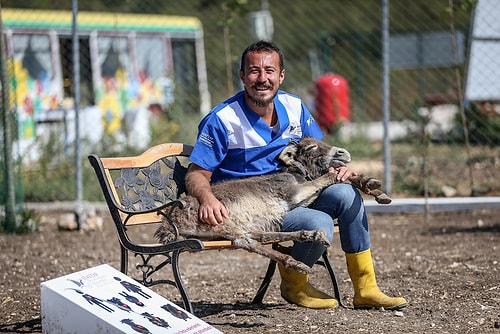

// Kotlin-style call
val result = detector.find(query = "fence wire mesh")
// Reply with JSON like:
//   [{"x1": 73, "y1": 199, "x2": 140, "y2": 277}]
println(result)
[{"x1": 1, "y1": 0, "x2": 499, "y2": 203}]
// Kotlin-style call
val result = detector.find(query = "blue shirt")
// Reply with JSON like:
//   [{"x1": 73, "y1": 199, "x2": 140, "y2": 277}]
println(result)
[{"x1": 190, "y1": 90, "x2": 324, "y2": 183}]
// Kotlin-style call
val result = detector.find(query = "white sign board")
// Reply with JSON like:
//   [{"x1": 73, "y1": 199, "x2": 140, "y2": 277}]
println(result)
[
  {"x1": 465, "y1": 0, "x2": 500, "y2": 101},
  {"x1": 41, "y1": 264, "x2": 223, "y2": 334}
]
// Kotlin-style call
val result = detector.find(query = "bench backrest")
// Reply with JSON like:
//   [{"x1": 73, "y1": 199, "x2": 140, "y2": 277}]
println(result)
[{"x1": 88, "y1": 143, "x2": 193, "y2": 229}]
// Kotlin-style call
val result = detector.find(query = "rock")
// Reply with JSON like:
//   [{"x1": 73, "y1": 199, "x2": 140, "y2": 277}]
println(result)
[
  {"x1": 80, "y1": 216, "x2": 104, "y2": 231},
  {"x1": 57, "y1": 213, "x2": 78, "y2": 230},
  {"x1": 441, "y1": 185, "x2": 457, "y2": 197},
  {"x1": 56, "y1": 203, "x2": 103, "y2": 231}
]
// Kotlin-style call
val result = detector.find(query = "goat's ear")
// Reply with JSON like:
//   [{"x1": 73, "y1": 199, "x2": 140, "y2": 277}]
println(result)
[
  {"x1": 303, "y1": 143, "x2": 318, "y2": 152},
  {"x1": 276, "y1": 143, "x2": 298, "y2": 165}
]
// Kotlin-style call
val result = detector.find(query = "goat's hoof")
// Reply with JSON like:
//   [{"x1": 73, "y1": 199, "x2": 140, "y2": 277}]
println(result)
[
  {"x1": 282, "y1": 256, "x2": 312, "y2": 274},
  {"x1": 366, "y1": 179, "x2": 382, "y2": 190},
  {"x1": 318, "y1": 232, "x2": 330, "y2": 246},
  {"x1": 295, "y1": 263, "x2": 312, "y2": 274},
  {"x1": 375, "y1": 194, "x2": 392, "y2": 204},
  {"x1": 308, "y1": 230, "x2": 330, "y2": 246}
]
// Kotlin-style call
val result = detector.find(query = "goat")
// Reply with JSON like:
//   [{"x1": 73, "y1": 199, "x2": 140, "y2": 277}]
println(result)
[{"x1": 155, "y1": 137, "x2": 390, "y2": 274}]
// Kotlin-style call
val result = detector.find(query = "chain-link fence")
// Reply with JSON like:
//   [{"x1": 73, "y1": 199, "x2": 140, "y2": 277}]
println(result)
[{"x1": 1, "y1": 0, "x2": 499, "y2": 204}]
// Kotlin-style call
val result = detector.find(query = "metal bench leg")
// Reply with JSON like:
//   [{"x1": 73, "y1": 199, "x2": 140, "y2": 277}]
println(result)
[
  {"x1": 253, "y1": 250, "x2": 345, "y2": 307},
  {"x1": 252, "y1": 259, "x2": 277, "y2": 304},
  {"x1": 171, "y1": 249, "x2": 194, "y2": 313},
  {"x1": 321, "y1": 251, "x2": 345, "y2": 307},
  {"x1": 120, "y1": 247, "x2": 128, "y2": 274}
]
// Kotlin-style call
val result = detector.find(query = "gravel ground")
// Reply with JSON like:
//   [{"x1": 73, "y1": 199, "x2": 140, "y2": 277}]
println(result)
[{"x1": 1, "y1": 207, "x2": 499, "y2": 333}]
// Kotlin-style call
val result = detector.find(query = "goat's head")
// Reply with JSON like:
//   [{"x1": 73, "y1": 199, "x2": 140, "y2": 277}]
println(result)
[{"x1": 276, "y1": 137, "x2": 351, "y2": 179}]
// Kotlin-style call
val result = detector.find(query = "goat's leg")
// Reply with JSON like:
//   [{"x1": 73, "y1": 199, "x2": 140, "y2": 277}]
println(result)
[
  {"x1": 245, "y1": 230, "x2": 330, "y2": 246},
  {"x1": 368, "y1": 190, "x2": 392, "y2": 204},
  {"x1": 291, "y1": 173, "x2": 338, "y2": 207},
  {"x1": 232, "y1": 237, "x2": 312, "y2": 274},
  {"x1": 348, "y1": 174, "x2": 383, "y2": 191},
  {"x1": 348, "y1": 174, "x2": 392, "y2": 204}
]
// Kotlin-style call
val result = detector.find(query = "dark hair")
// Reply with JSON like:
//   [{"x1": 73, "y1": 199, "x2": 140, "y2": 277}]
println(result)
[{"x1": 240, "y1": 40, "x2": 284, "y2": 72}]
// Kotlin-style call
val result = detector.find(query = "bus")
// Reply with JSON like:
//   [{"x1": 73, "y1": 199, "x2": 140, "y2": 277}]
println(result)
[{"x1": 1, "y1": 8, "x2": 210, "y2": 153}]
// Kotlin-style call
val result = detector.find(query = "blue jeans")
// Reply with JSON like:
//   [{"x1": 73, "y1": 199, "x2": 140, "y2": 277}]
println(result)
[{"x1": 281, "y1": 183, "x2": 370, "y2": 267}]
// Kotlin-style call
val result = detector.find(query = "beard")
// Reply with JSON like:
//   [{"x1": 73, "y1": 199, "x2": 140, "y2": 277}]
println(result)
[{"x1": 245, "y1": 85, "x2": 278, "y2": 107}]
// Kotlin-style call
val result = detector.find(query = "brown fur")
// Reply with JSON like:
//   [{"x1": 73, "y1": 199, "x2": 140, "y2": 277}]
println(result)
[{"x1": 155, "y1": 137, "x2": 390, "y2": 274}]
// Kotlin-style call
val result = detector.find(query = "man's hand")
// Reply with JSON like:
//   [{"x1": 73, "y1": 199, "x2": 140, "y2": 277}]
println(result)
[
  {"x1": 185, "y1": 163, "x2": 229, "y2": 226},
  {"x1": 329, "y1": 166, "x2": 357, "y2": 182},
  {"x1": 198, "y1": 196, "x2": 229, "y2": 226}
]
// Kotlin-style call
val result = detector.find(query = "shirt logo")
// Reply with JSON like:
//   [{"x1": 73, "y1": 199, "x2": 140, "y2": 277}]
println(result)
[
  {"x1": 199, "y1": 132, "x2": 214, "y2": 148},
  {"x1": 287, "y1": 125, "x2": 302, "y2": 136},
  {"x1": 307, "y1": 115, "x2": 315, "y2": 126}
]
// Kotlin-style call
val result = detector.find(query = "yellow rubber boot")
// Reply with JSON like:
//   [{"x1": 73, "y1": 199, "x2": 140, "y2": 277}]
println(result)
[
  {"x1": 345, "y1": 249, "x2": 407, "y2": 310},
  {"x1": 278, "y1": 263, "x2": 339, "y2": 309}
]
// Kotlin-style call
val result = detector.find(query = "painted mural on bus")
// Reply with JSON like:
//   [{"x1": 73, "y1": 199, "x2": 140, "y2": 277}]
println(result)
[{"x1": 2, "y1": 8, "x2": 209, "y2": 154}]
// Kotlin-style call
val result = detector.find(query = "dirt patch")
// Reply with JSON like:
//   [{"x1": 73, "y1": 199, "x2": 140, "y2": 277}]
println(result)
[{"x1": 1, "y1": 208, "x2": 499, "y2": 333}]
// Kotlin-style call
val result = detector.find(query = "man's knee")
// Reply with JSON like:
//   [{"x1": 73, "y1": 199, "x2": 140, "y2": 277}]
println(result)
[
  {"x1": 283, "y1": 209, "x2": 335, "y2": 242},
  {"x1": 302, "y1": 213, "x2": 335, "y2": 242},
  {"x1": 323, "y1": 183, "x2": 360, "y2": 201}
]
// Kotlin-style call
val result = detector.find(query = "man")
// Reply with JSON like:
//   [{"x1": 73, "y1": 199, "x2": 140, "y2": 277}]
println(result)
[{"x1": 185, "y1": 40, "x2": 407, "y2": 310}]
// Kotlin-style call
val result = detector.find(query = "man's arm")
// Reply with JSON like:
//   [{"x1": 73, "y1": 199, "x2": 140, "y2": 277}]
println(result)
[{"x1": 185, "y1": 164, "x2": 229, "y2": 226}]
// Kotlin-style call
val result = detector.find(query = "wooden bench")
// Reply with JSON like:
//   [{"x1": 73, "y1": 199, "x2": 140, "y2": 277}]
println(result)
[{"x1": 88, "y1": 142, "x2": 344, "y2": 313}]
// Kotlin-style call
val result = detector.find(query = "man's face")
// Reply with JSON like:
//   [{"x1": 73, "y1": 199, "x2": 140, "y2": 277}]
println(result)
[{"x1": 240, "y1": 50, "x2": 285, "y2": 108}]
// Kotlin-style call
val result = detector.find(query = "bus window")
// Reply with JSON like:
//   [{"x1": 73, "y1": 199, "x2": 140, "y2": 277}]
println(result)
[
  {"x1": 136, "y1": 37, "x2": 166, "y2": 79},
  {"x1": 98, "y1": 36, "x2": 130, "y2": 77},
  {"x1": 16, "y1": 34, "x2": 52, "y2": 80},
  {"x1": 135, "y1": 36, "x2": 174, "y2": 110},
  {"x1": 59, "y1": 37, "x2": 95, "y2": 108},
  {"x1": 172, "y1": 40, "x2": 199, "y2": 112},
  {"x1": 96, "y1": 36, "x2": 131, "y2": 133},
  {"x1": 12, "y1": 33, "x2": 60, "y2": 138}
]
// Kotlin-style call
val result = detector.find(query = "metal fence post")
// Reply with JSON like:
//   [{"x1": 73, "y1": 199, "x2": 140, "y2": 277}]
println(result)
[
  {"x1": 0, "y1": 3, "x2": 16, "y2": 231},
  {"x1": 382, "y1": 0, "x2": 391, "y2": 195},
  {"x1": 72, "y1": 0, "x2": 83, "y2": 228}
]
